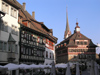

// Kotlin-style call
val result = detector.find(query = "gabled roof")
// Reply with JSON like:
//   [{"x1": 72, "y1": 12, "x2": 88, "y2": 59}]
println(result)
[
  {"x1": 13, "y1": 0, "x2": 58, "y2": 43},
  {"x1": 70, "y1": 32, "x2": 90, "y2": 40},
  {"x1": 57, "y1": 32, "x2": 96, "y2": 47}
]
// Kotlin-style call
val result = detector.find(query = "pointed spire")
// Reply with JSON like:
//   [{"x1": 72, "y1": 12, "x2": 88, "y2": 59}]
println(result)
[{"x1": 64, "y1": 7, "x2": 71, "y2": 39}]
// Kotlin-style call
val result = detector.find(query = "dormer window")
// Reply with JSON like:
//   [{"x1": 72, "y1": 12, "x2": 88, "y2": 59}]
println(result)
[
  {"x1": 59, "y1": 45, "x2": 60, "y2": 47},
  {"x1": 61, "y1": 44, "x2": 63, "y2": 47}
]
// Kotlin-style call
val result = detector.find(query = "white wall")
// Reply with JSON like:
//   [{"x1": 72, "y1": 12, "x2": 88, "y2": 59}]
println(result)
[
  {"x1": 44, "y1": 46, "x2": 55, "y2": 73},
  {"x1": 0, "y1": 0, "x2": 19, "y2": 63}
]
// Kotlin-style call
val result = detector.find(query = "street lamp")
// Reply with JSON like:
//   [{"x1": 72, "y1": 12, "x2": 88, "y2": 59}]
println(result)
[{"x1": 8, "y1": 33, "x2": 16, "y2": 63}]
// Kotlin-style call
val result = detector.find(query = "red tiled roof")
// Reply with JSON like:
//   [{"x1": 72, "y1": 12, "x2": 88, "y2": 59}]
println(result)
[
  {"x1": 9, "y1": 0, "x2": 58, "y2": 43},
  {"x1": 57, "y1": 32, "x2": 96, "y2": 47}
]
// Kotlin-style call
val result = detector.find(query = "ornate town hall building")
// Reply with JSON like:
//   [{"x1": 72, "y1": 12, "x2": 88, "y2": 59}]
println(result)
[{"x1": 55, "y1": 11, "x2": 97, "y2": 64}]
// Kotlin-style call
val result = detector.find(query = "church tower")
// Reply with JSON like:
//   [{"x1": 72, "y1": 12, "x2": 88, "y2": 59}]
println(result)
[{"x1": 64, "y1": 8, "x2": 71, "y2": 39}]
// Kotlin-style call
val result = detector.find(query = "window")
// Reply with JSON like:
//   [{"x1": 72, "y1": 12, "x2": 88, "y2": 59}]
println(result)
[
  {"x1": 8, "y1": 43, "x2": 11, "y2": 52},
  {"x1": 11, "y1": 7, "x2": 17, "y2": 18},
  {"x1": 23, "y1": 47, "x2": 25, "y2": 54},
  {"x1": 11, "y1": 25, "x2": 18, "y2": 35},
  {"x1": 0, "y1": 21, "x2": 8, "y2": 32},
  {"x1": 27, "y1": 34, "x2": 29, "y2": 40},
  {"x1": 37, "y1": 51, "x2": 39, "y2": 56},
  {"x1": 25, "y1": 33, "x2": 27, "y2": 38},
  {"x1": 15, "y1": 26, "x2": 18, "y2": 35},
  {"x1": 52, "y1": 53, "x2": 54, "y2": 59},
  {"x1": 64, "y1": 43, "x2": 66, "y2": 46},
  {"x1": 79, "y1": 49, "x2": 81, "y2": 52},
  {"x1": 50, "y1": 53, "x2": 51, "y2": 58},
  {"x1": 40, "y1": 38, "x2": 42, "y2": 44},
  {"x1": 29, "y1": 34, "x2": 30, "y2": 41},
  {"x1": 69, "y1": 49, "x2": 72, "y2": 52},
  {"x1": 2, "y1": 2, "x2": 9, "y2": 14},
  {"x1": 4, "y1": 42, "x2": 7, "y2": 51},
  {"x1": 12, "y1": 44, "x2": 15, "y2": 52},
  {"x1": 29, "y1": 49, "x2": 31, "y2": 55},
  {"x1": 32, "y1": 50, "x2": 34, "y2": 55},
  {"x1": 11, "y1": 25, "x2": 15, "y2": 34},
  {"x1": 0, "y1": 41, "x2": 3, "y2": 50},
  {"x1": 84, "y1": 49, "x2": 87, "y2": 52},
  {"x1": 15, "y1": 45, "x2": 18, "y2": 53},
  {"x1": 80, "y1": 42, "x2": 83, "y2": 45},
  {"x1": 26, "y1": 48, "x2": 28, "y2": 55},
  {"x1": 4, "y1": 22, "x2": 8, "y2": 32},
  {"x1": 21, "y1": 46, "x2": 23, "y2": 54},
  {"x1": 42, "y1": 51, "x2": 44, "y2": 57},
  {"x1": 77, "y1": 49, "x2": 80, "y2": 52},
  {"x1": 77, "y1": 41, "x2": 79, "y2": 45},
  {"x1": 46, "y1": 51, "x2": 48, "y2": 58},
  {"x1": 84, "y1": 42, "x2": 87, "y2": 45}
]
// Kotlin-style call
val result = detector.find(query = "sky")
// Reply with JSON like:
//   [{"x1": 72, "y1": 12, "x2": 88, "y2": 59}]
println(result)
[{"x1": 17, "y1": 0, "x2": 100, "y2": 53}]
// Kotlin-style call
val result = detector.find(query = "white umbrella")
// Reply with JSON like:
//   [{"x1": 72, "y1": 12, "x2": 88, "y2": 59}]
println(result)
[
  {"x1": 51, "y1": 61, "x2": 56, "y2": 75},
  {"x1": 45, "y1": 65, "x2": 51, "y2": 69},
  {"x1": 37, "y1": 64, "x2": 45, "y2": 69},
  {"x1": 76, "y1": 62, "x2": 80, "y2": 75},
  {"x1": 55, "y1": 63, "x2": 67, "y2": 68},
  {"x1": 90, "y1": 60, "x2": 95, "y2": 75},
  {"x1": 4, "y1": 63, "x2": 19, "y2": 71},
  {"x1": 65, "y1": 62, "x2": 71, "y2": 75},
  {"x1": 29, "y1": 64, "x2": 38, "y2": 69},
  {"x1": 94, "y1": 62, "x2": 99, "y2": 75},
  {"x1": 19, "y1": 64, "x2": 30, "y2": 69}
]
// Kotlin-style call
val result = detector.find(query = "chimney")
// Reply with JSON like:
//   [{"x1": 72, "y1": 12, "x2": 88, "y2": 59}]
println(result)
[
  {"x1": 23, "y1": 2, "x2": 26, "y2": 11},
  {"x1": 32, "y1": 11, "x2": 35, "y2": 19}
]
